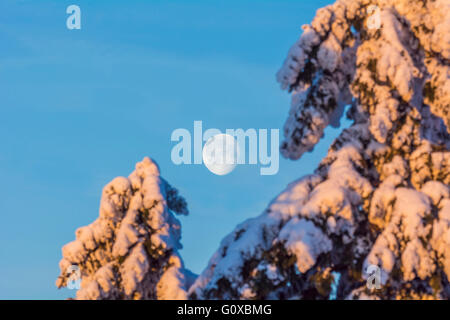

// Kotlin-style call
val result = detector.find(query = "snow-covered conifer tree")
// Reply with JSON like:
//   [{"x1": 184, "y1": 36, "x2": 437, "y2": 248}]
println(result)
[
  {"x1": 56, "y1": 157, "x2": 196, "y2": 299},
  {"x1": 189, "y1": 0, "x2": 450, "y2": 299}
]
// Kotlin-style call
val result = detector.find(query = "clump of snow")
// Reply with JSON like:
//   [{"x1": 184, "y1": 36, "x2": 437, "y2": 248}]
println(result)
[{"x1": 279, "y1": 218, "x2": 332, "y2": 273}]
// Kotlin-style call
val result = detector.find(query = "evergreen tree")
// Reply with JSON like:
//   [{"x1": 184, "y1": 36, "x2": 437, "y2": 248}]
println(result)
[
  {"x1": 56, "y1": 157, "x2": 196, "y2": 299},
  {"x1": 189, "y1": 0, "x2": 450, "y2": 299}
]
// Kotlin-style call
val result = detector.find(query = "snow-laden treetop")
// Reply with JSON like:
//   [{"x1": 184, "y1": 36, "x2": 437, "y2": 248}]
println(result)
[
  {"x1": 56, "y1": 157, "x2": 194, "y2": 300},
  {"x1": 189, "y1": 0, "x2": 450, "y2": 300}
]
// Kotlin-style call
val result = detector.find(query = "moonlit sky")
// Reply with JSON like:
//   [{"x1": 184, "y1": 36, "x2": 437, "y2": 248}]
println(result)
[{"x1": 0, "y1": 0, "x2": 344, "y2": 299}]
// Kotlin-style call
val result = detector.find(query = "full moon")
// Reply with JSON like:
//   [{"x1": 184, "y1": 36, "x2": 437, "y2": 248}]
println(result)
[{"x1": 202, "y1": 134, "x2": 239, "y2": 175}]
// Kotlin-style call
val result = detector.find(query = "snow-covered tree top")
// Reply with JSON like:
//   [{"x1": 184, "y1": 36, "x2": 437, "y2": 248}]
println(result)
[{"x1": 56, "y1": 157, "x2": 195, "y2": 300}]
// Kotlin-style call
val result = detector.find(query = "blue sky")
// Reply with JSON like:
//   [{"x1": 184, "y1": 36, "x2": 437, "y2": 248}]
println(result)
[{"x1": 0, "y1": 0, "x2": 341, "y2": 299}]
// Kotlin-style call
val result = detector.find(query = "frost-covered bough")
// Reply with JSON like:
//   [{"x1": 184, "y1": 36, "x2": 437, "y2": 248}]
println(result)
[
  {"x1": 56, "y1": 157, "x2": 196, "y2": 299},
  {"x1": 189, "y1": 0, "x2": 450, "y2": 299}
]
